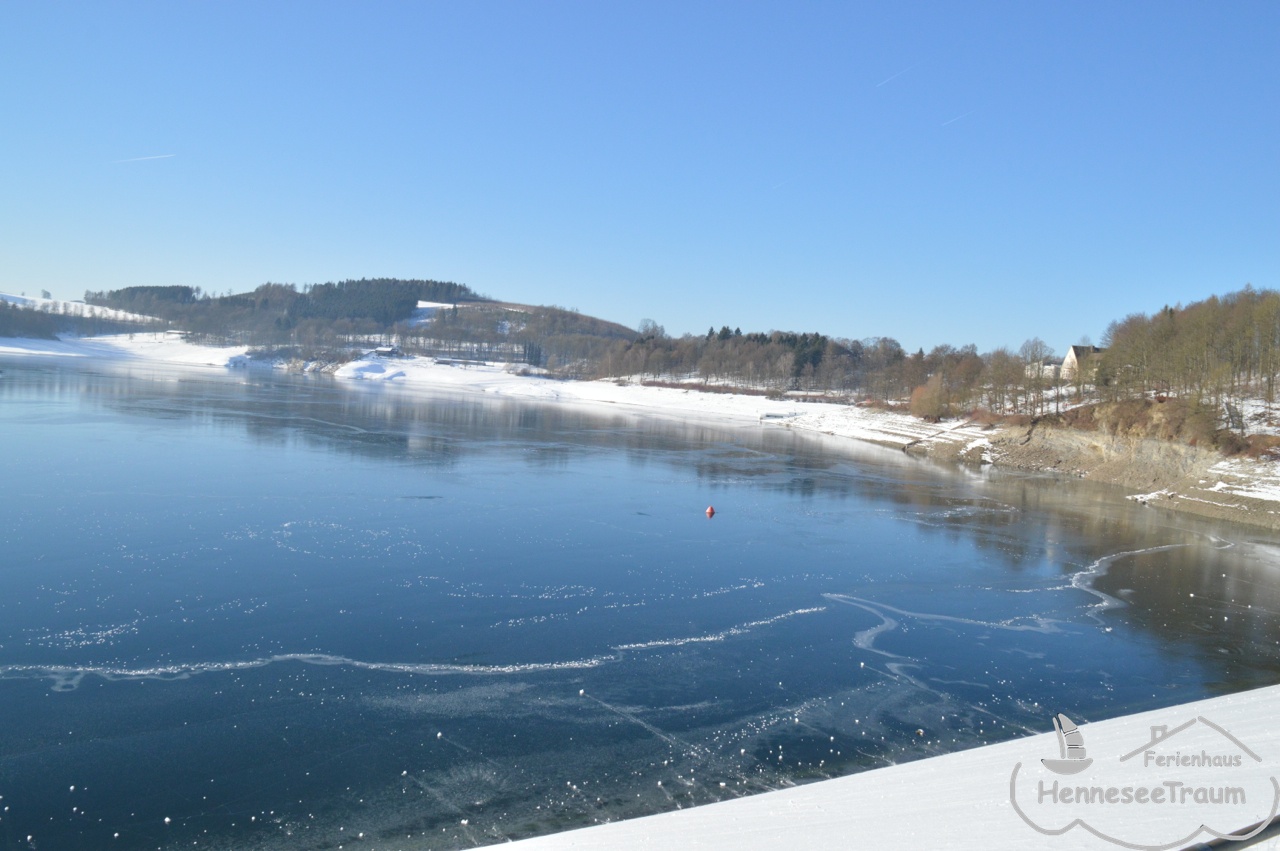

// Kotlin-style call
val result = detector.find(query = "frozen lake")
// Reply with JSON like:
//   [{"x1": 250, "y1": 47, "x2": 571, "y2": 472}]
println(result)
[{"x1": 1, "y1": 358, "x2": 1279, "y2": 850}]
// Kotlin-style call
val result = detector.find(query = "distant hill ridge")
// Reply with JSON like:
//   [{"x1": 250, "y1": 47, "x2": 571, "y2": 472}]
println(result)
[
  {"x1": 76, "y1": 279, "x2": 638, "y2": 367},
  {"x1": 85, "y1": 278, "x2": 483, "y2": 326}
]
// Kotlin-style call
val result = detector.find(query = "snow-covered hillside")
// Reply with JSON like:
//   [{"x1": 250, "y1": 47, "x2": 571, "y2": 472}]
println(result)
[{"x1": 0, "y1": 292, "x2": 160, "y2": 324}]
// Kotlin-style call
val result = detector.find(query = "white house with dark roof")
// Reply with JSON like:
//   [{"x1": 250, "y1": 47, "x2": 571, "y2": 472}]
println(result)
[{"x1": 1062, "y1": 344, "x2": 1103, "y2": 382}]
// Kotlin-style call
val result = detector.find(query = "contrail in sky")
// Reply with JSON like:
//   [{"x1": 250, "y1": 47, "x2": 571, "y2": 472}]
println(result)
[
  {"x1": 114, "y1": 154, "x2": 176, "y2": 162},
  {"x1": 875, "y1": 64, "x2": 920, "y2": 87},
  {"x1": 941, "y1": 110, "x2": 976, "y2": 127}
]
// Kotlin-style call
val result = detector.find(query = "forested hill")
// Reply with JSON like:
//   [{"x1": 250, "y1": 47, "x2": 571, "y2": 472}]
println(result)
[
  {"x1": 79, "y1": 278, "x2": 639, "y2": 368},
  {"x1": 85, "y1": 278, "x2": 484, "y2": 341}
]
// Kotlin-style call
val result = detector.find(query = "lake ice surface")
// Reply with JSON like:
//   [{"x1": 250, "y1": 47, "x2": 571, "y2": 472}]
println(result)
[{"x1": 2, "y1": 359, "x2": 1279, "y2": 850}]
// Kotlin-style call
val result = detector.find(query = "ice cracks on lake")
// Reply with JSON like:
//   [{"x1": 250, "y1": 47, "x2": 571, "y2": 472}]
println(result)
[
  {"x1": 611, "y1": 607, "x2": 826, "y2": 650},
  {"x1": 0, "y1": 607, "x2": 829, "y2": 692},
  {"x1": 825, "y1": 594, "x2": 1062, "y2": 652},
  {"x1": 0, "y1": 653, "x2": 614, "y2": 693},
  {"x1": 824, "y1": 594, "x2": 1064, "y2": 690},
  {"x1": 1062, "y1": 544, "x2": 1188, "y2": 623},
  {"x1": 832, "y1": 539, "x2": 1231, "y2": 667},
  {"x1": 1049, "y1": 539, "x2": 1232, "y2": 624}
]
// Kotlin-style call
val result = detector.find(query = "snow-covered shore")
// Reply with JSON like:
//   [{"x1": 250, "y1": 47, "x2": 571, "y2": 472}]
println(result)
[
  {"x1": 0, "y1": 333, "x2": 247, "y2": 368},
  {"x1": 507, "y1": 682, "x2": 1280, "y2": 850},
  {"x1": 332, "y1": 351, "x2": 994, "y2": 453},
  {"x1": 11, "y1": 335, "x2": 1280, "y2": 529},
  {"x1": 0, "y1": 334, "x2": 993, "y2": 453}
]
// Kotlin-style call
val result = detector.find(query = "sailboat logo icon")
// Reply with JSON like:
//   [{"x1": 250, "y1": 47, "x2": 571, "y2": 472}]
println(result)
[{"x1": 1041, "y1": 713, "x2": 1094, "y2": 775}]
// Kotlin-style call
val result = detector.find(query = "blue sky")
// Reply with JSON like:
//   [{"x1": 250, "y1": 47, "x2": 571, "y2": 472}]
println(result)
[{"x1": 2, "y1": 1, "x2": 1276, "y2": 353}]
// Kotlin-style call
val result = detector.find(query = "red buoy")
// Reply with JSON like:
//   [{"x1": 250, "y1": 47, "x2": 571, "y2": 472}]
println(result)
[{"x1": 705, "y1": 506, "x2": 716, "y2": 518}]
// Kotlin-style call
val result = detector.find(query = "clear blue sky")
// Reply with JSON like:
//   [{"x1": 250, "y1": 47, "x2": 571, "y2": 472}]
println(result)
[{"x1": 2, "y1": 1, "x2": 1276, "y2": 353}]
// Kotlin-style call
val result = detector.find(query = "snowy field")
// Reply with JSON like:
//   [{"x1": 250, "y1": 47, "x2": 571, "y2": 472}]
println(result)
[{"x1": 509, "y1": 683, "x2": 1280, "y2": 850}]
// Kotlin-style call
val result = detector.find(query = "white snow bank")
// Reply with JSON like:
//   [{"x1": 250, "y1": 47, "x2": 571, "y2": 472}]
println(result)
[
  {"x1": 0, "y1": 330, "x2": 993, "y2": 453},
  {"x1": 1126, "y1": 489, "x2": 1176, "y2": 504},
  {"x1": 511, "y1": 683, "x2": 1280, "y2": 850},
  {"x1": 784, "y1": 403, "x2": 990, "y2": 450},
  {"x1": 0, "y1": 333, "x2": 246, "y2": 367},
  {"x1": 1208, "y1": 458, "x2": 1280, "y2": 505},
  {"x1": 341, "y1": 361, "x2": 406, "y2": 380},
  {"x1": 332, "y1": 354, "x2": 994, "y2": 449}
]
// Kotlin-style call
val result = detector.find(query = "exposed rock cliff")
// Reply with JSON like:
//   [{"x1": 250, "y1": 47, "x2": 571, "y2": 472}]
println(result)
[{"x1": 983, "y1": 421, "x2": 1280, "y2": 531}]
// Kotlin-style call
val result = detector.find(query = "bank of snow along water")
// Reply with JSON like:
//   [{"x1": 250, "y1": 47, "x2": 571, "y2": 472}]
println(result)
[{"x1": 5, "y1": 333, "x2": 1280, "y2": 532}]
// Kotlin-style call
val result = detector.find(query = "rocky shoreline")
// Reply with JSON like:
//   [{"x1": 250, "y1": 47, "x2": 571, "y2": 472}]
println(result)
[{"x1": 911, "y1": 420, "x2": 1280, "y2": 532}]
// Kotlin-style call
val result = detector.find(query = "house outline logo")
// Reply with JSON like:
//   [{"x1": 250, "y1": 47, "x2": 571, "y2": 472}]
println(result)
[
  {"x1": 1009, "y1": 712, "x2": 1280, "y2": 850},
  {"x1": 1118, "y1": 717, "x2": 1262, "y2": 766}
]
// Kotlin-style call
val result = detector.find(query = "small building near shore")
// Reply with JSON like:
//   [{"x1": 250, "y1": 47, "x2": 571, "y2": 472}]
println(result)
[
  {"x1": 1024, "y1": 358, "x2": 1062, "y2": 380},
  {"x1": 1061, "y1": 345, "x2": 1103, "y2": 382}
]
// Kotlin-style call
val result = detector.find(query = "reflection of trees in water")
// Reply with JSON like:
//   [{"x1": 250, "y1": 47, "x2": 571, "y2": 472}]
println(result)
[
  {"x1": 0, "y1": 360, "x2": 174, "y2": 406},
  {"x1": 897, "y1": 470, "x2": 1280, "y2": 690},
  {"x1": 1098, "y1": 542, "x2": 1280, "y2": 692},
  {"x1": 13, "y1": 361, "x2": 921, "y2": 480},
  {"x1": 788, "y1": 453, "x2": 1280, "y2": 691},
  {"x1": 6, "y1": 362, "x2": 890, "y2": 476},
  {"x1": 855, "y1": 469, "x2": 1183, "y2": 573}
]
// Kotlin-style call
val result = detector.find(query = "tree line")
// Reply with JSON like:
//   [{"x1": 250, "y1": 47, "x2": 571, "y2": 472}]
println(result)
[
  {"x1": 1098, "y1": 287, "x2": 1280, "y2": 407},
  {"x1": 597, "y1": 286, "x2": 1280, "y2": 423},
  {"x1": 592, "y1": 325, "x2": 1072, "y2": 417},
  {"x1": 391, "y1": 302, "x2": 639, "y2": 374},
  {"x1": 0, "y1": 301, "x2": 60, "y2": 338}
]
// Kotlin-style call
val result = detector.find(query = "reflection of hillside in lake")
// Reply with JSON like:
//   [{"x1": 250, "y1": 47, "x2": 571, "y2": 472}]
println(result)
[{"x1": 1, "y1": 357, "x2": 1278, "y2": 851}]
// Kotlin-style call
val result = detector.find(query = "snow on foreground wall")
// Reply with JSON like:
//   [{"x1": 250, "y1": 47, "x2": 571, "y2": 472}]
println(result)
[{"x1": 508, "y1": 683, "x2": 1280, "y2": 850}]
